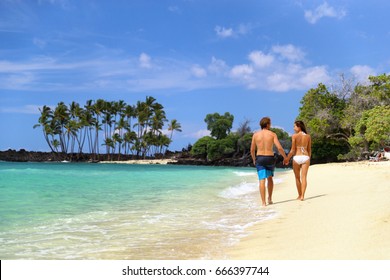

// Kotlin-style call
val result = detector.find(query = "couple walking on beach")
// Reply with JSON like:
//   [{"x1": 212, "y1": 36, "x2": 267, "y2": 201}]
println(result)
[{"x1": 250, "y1": 117, "x2": 311, "y2": 207}]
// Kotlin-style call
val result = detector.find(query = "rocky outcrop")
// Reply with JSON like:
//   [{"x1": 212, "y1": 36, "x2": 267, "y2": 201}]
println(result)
[
  {"x1": 0, "y1": 149, "x2": 290, "y2": 168},
  {"x1": 170, "y1": 153, "x2": 290, "y2": 168},
  {"x1": 0, "y1": 149, "x2": 145, "y2": 162},
  {"x1": 0, "y1": 149, "x2": 57, "y2": 162}
]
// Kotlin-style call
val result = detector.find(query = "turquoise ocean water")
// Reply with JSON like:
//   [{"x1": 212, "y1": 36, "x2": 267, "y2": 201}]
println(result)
[{"x1": 0, "y1": 162, "x2": 286, "y2": 259}]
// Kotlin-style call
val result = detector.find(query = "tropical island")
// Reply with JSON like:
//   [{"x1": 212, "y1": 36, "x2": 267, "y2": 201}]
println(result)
[{"x1": 1, "y1": 74, "x2": 389, "y2": 165}]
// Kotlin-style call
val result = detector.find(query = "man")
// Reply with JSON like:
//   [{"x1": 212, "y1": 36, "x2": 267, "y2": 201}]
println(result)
[{"x1": 251, "y1": 117, "x2": 287, "y2": 206}]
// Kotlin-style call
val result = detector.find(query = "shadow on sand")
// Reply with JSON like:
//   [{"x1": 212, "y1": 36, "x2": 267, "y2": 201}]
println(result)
[{"x1": 273, "y1": 194, "x2": 327, "y2": 205}]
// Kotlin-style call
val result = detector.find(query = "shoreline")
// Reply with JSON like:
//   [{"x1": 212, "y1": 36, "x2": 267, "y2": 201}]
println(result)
[
  {"x1": 99, "y1": 159, "x2": 178, "y2": 165},
  {"x1": 225, "y1": 160, "x2": 390, "y2": 259}
]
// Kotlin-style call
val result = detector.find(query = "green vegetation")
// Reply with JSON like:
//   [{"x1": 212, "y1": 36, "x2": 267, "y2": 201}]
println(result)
[
  {"x1": 298, "y1": 74, "x2": 390, "y2": 161},
  {"x1": 191, "y1": 73, "x2": 390, "y2": 164},
  {"x1": 349, "y1": 105, "x2": 390, "y2": 152},
  {"x1": 204, "y1": 112, "x2": 234, "y2": 140},
  {"x1": 34, "y1": 97, "x2": 181, "y2": 160},
  {"x1": 191, "y1": 113, "x2": 290, "y2": 162}
]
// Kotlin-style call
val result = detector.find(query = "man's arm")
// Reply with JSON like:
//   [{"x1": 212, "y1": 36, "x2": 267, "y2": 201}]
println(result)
[
  {"x1": 250, "y1": 134, "x2": 256, "y2": 165},
  {"x1": 273, "y1": 134, "x2": 287, "y2": 159}
]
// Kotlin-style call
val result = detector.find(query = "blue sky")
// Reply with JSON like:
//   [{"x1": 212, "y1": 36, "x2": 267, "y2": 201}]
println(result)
[{"x1": 1, "y1": 0, "x2": 389, "y2": 152}]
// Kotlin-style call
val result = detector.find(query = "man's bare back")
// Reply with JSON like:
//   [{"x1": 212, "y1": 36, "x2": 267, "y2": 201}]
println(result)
[{"x1": 251, "y1": 129, "x2": 278, "y2": 156}]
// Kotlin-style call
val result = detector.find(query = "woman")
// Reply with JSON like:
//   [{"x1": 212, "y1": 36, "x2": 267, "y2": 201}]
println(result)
[{"x1": 285, "y1": 120, "x2": 312, "y2": 201}]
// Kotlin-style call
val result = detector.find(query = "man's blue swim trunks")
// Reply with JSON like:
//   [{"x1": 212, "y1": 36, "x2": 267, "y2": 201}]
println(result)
[{"x1": 256, "y1": 155, "x2": 276, "y2": 180}]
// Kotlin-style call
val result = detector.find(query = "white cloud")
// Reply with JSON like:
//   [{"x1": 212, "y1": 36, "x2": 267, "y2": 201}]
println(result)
[
  {"x1": 230, "y1": 64, "x2": 253, "y2": 78},
  {"x1": 139, "y1": 52, "x2": 152, "y2": 69},
  {"x1": 168, "y1": 6, "x2": 181, "y2": 14},
  {"x1": 215, "y1": 26, "x2": 234, "y2": 38},
  {"x1": 0, "y1": 43, "x2": 355, "y2": 94},
  {"x1": 266, "y1": 72, "x2": 292, "y2": 92},
  {"x1": 304, "y1": 2, "x2": 346, "y2": 24},
  {"x1": 248, "y1": 51, "x2": 274, "y2": 68},
  {"x1": 0, "y1": 105, "x2": 41, "y2": 115},
  {"x1": 184, "y1": 129, "x2": 210, "y2": 139},
  {"x1": 191, "y1": 65, "x2": 207, "y2": 78},
  {"x1": 33, "y1": 38, "x2": 47, "y2": 49},
  {"x1": 272, "y1": 44, "x2": 305, "y2": 62},
  {"x1": 0, "y1": 72, "x2": 36, "y2": 90},
  {"x1": 208, "y1": 56, "x2": 228, "y2": 75},
  {"x1": 236, "y1": 23, "x2": 251, "y2": 36},
  {"x1": 228, "y1": 45, "x2": 331, "y2": 92},
  {"x1": 350, "y1": 65, "x2": 376, "y2": 83},
  {"x1": 300, "y1": 66, "x2": 331, "y2": 87},
  {"x1": 214, "y1": 23, "x2": 251, "y2": 39},
  {"x1": 265, "y1": 65, "x2": 330, "y2": 92}
]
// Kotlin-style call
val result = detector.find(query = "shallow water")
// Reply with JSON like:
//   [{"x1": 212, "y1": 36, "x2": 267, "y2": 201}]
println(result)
[{"x1": 0, "y1": 162, "x2": 285, "y2": 259}]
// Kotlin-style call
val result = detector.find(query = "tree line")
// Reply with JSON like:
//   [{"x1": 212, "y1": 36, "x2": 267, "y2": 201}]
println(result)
[
  {"x1": 190, "y1": 73, "x2": 390, "y2": 163},
  {"x1": 298, "y1": 73, "x2": 390, "y2": 161},
  {"x1": 34, "y1": 96, "x2": 182, "y2": 160},
  {"x1": 190, "y1": 112, "x2": 291, "y2": 162}
]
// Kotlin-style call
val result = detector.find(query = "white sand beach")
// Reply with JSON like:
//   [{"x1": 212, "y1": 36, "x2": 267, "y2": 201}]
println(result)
[
  {"x1": 99, "y1": 159, "x2": 178, "y2": 165},
  {"x1": 226, "y1": 161, "x2": 390, "y2": 259}
]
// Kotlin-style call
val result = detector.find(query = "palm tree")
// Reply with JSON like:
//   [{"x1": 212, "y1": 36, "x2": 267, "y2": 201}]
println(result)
[
  {"x1": 34, "y1": 105, "x2": 55, "y2": 152},
  {"x1": 103, "y1": 137, "x2": 114, "y2": 161},
  {"x1": 123, "y1": 131, "x2": 137, "y2": 155},
  {"x1": 156, "y1": 133, "x2": 171, "y2": 155},
  {"x1": 168, "y1": 119, "x2": 182, "y2": 140},
  {"x1": 51, "y1": 139, "x2": 60, "y2": 153},
  {"x1": 124, "y1": 104, "x2": 136, "y2": 133},
  {"x1": 53, "y1": 102, "x2": 70, "y2": 154},
  {"x1": 92, "y1": 99, "x2": 105, "y2": 156},
  {"x1": 73, "y1": 106, "x2": 87, "y2": 156},
  {"x1": 112, "y1": 133, "x2": 123, "y2": 160},
  {"x1": 134, "y1": 100, "x2": 150, "y2": 156},
  {"x1": 35, "y1": 97, "x2": 180, "y2": 160},
  {"x1": 166, "y1": 119, "x2": 182, "y2": 154},
  {"x1": 67, "y1": 101, "x2": 83, "y2": 157}
]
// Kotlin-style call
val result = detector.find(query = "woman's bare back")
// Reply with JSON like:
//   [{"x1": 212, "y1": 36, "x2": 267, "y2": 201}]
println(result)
[{"x1": 294, "y1": 132, "x2": 311, "y2": 156}]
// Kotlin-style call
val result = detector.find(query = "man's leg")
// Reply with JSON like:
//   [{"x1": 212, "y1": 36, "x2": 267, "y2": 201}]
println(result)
[
  {"x1": 267, "y1": 176, "x2": 274, "y2": 204},
  {"x1": 259, "y1": 179, "x2": 266, "y2": 206}
]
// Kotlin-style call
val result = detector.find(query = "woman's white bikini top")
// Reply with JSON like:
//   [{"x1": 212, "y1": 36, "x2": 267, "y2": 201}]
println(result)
[{"x1": 297, "y1": 132, "x2": 307, "y2": 154}]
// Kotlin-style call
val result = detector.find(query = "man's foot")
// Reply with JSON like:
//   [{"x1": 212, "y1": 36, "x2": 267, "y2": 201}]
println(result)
[{"x1": 268, "y1": 198, "x2": 273, "y2": 205}]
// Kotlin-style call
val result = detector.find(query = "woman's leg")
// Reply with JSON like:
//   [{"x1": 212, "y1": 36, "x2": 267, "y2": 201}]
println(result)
[
  {"x1": 300, "y1": 161, "x2": 310, "y2": 200},
  {"x1": 293, "y1": 161, "x2": 302, "y2": 199}
]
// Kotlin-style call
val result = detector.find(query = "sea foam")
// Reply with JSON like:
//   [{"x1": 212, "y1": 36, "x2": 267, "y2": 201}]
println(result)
[{"x1": 219, "y1": 177, "x2": 284, "y2": 199}]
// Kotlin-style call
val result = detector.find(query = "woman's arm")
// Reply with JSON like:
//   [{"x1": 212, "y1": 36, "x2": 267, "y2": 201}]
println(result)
[{"x1": 286, "y1": 135, "x2": 296, "y2": 162}]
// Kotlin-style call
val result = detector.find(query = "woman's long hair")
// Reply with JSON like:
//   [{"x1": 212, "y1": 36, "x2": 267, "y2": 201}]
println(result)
[{"x1": 294, "y1": 120, "x2": 307, "y2": 134}]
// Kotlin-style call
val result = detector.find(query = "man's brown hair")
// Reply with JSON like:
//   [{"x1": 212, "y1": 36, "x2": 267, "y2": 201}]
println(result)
[{"x1": 260, "y1": 117, "x2": 271, "y2": 129}]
